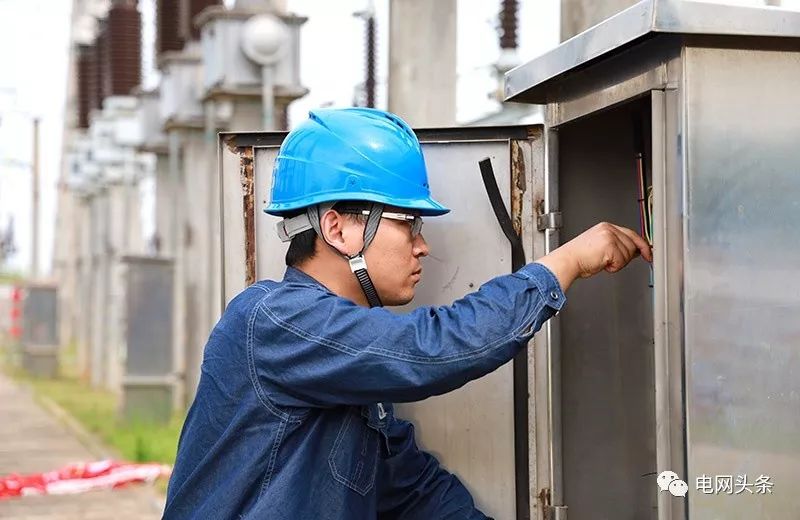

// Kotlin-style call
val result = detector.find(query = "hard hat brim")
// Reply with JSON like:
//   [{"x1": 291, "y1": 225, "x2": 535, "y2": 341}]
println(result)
[{"x1": 264, "y1": 193, "x2": 450, "y2": 217}]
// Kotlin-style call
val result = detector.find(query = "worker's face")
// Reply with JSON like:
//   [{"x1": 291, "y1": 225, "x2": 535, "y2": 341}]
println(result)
[
  {"x1": 362, "y1": 210, "x2": 429, "y2": 306},
  {"x1": 322, "y1": 206, "x2": 430, "y2": 306}
]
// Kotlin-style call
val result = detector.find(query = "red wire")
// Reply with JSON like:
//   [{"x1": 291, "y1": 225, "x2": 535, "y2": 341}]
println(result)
[{"x1": 636, "y1": 155, "x2": 646, "y2": 237}]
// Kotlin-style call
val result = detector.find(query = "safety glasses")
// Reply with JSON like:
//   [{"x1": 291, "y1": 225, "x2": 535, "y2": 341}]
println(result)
[{"x1": 347, "y1": 209, "x2": 424, "y2": 237}]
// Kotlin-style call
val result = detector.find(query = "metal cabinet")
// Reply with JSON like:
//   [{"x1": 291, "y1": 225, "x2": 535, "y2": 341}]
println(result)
[
  {"x1": 219, "y1": 126, "x2": 551, "y2": 520},
  {"x1": 21, "y1": 283, "x2": 59, "y2": 378},
  {"x1": 120, "y1": 256, "x2": 176, "y2": 423},
  {"x1": 506, "y1": 1, "x2": 800, "y2": 518}
]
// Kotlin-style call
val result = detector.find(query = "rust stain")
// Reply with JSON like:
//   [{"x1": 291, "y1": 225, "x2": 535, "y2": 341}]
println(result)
[
  {"x1": 510, "y1": 140, "x2": 526, "y2": 237},
  {"x1": 535, "y1": 198, "x2": 545, "y2": 220},
  {"x1": 240, "y1": 146, "x2": 256, "y2": 287},
  {"x1": 537, "y1": 487, "x2": 551, "y2": 512},
  {"x1": 223, "y1": 134, "x2": 239, "y2": 154},
  {"x1": 526, "y1": 125, "x2": 541, "y2": 140}
]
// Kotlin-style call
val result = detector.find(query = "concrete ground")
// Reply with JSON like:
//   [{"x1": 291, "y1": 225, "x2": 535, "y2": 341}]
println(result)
[{"x1": 0, "y1": 373, "x2": 165, "y2": 519}]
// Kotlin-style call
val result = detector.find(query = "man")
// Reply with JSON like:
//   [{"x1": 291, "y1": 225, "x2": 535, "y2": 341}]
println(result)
[{"x1": 165, "y1": 108, "x2": 651, "y2": 519}]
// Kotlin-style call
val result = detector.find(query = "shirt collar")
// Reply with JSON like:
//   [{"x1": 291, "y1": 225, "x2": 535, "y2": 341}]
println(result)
[{"x1": 283, "y1": 266, "x2": 329, "y2": 290}]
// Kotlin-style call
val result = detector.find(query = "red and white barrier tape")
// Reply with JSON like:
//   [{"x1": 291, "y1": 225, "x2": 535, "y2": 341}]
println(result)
[{"x1": 0, "y1": 460, "x2": 171, "y2": 499}]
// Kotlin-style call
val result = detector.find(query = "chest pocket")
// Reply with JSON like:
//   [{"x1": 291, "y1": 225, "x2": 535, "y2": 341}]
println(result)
[{"x1": 328, "y1": 405, "x2": 384, "y2": 496}]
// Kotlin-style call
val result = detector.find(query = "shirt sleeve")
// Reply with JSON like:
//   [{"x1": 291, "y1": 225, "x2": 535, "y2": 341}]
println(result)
[
  {"x1": 249, "y1": 262, "x2": 566, "y2": 407},
  {"x1": 377, "y1": 418, "x2": 491, "y2": 520}
]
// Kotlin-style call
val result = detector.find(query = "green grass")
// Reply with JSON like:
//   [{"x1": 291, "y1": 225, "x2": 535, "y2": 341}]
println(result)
[
  {"x1": 28, "y1": 375, "x2": 184, "y2": 465},
  {"x1": 0, "y1": 344, "x2": 184, "y2": 467},
  {"x1": 0, "y1": 270, "x2": 24, "y2": 284}
]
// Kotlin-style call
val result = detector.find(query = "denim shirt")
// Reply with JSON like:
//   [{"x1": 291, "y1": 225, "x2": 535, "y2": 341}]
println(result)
[{"x1": 164, "y1": 263, "x2": 565, "y2": 519}]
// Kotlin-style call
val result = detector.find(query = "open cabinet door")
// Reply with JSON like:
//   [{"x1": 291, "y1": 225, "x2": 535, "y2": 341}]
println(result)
[{"x1": 217, "y1": 125, "x2": 551, "y2": 520}]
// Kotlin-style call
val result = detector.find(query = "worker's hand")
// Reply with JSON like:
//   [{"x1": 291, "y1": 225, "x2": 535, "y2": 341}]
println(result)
[{"x1": 535, "y1": 222, "x2": 652, "y2": 292}]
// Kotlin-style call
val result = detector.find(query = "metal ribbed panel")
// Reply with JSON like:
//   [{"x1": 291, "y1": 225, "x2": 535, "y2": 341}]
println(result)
[
  {"x1": 499, "y1": 0, "x2": 518, "y2": 49},
  {"x1": 106, "y1": 2, "x2": 141, "y2": 96},
  {"x1": 157, "y1": 0, "x2": 183, "y2": 56},
  {"x1": 76, "y1": 44, "x2": 91, "y2": 128},
  {"x1": 365, "y1": 14, "x2": 376, "y2": 108}
]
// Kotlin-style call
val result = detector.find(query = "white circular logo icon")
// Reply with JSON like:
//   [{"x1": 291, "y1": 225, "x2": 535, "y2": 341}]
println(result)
[
  {"x1": 669, "y1": 479, "x2": 689, "y2": 497},
  {"x1": 657, "y1": 470, "x2": 679, "y2": 491},
  {"x1": 657, "y1": 470, "x2": 688, "y2": 497}
]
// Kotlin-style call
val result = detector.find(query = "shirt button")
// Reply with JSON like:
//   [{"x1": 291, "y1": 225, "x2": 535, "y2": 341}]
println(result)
[{"x1": 550, "y1": 291, "x2": 560, "y2": 300}]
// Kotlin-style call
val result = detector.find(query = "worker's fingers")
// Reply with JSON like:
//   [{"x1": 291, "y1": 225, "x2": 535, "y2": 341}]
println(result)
[
  {"x1": 609, "y1": 226, "x2": 639, "y2": 264},
  {"x1": 604, "y1": 243, "x2": 630, "y2": 273},
  {"x1": 612, "y1": 224, "x2": 652, "y2": 262},
  {"x1": 569, "y1": 222, "x2": 652, "y2": 279}
]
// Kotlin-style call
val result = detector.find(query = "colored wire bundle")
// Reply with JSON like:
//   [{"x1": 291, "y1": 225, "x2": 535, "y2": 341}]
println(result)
[
  {"x1": 635, "y1": 153, "x2": 653, "y2": 245},
  {"x1": 647, "y1": 185, "x2": 653, "y2": 243}
]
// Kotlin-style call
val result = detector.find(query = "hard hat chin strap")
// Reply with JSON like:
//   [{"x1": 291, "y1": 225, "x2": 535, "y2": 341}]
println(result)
[
  {"x1": 346, "y1": 254, "x2": 382, "y2": 308},
  {"x1": 306, "y1": 202, "x2": 385, "y2": 308}
]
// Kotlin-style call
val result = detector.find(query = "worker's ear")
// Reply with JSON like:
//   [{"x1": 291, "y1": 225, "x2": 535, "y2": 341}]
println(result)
[{"x1": 319, "y1": 209, "x2": 365, "y2": 256}]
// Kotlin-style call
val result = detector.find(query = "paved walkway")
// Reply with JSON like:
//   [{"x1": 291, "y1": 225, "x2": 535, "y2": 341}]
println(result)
[{"x1": 0, "y1": 373, "x2": 165, "y2": 519}]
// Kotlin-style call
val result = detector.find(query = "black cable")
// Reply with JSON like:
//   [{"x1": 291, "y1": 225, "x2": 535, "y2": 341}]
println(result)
[
  {"x1": 478, "y1": 158, "x2": 526, "y2": 270},
  {"x1": 478, "y1": 157, "x2": 529, "y2": 520}
]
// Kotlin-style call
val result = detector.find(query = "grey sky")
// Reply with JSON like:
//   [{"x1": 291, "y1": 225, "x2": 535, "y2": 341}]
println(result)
[{"x1": 0, "y1": 0, "x2": 71, "y2": 276}]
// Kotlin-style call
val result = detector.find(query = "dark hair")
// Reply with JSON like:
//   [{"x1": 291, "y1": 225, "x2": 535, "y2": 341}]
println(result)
[
  {"x1": 284, "y1": 202, "x2": 369, "y2": 267},
  {"x1": 285, "y1": 227, "x2": 318, "y2": 267}
]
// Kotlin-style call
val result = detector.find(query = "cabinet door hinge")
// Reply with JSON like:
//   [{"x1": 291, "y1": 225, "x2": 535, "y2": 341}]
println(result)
[
  {"x1": 537, "y1": 211, "x2": 562, "y2": 231},
  {"x1": 544, "y1": 505, "x2": 568, "y2": 520}
]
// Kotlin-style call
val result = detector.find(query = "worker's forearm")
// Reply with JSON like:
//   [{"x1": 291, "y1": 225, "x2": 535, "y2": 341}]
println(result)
[
  {"x1": 534, "y1": 247, "x2": 580, "y2": 293},
  {"x1": 254, "y1": 264, "x2": 563, "y2": 407}
]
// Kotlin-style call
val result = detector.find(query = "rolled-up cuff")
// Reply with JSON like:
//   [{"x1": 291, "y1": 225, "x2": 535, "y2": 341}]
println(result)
[{"x1": 515, "y1": 262, "x2": 567, "y2": 312}]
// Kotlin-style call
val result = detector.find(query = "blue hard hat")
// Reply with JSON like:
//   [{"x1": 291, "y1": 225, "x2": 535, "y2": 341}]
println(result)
[{"x1": 265, "y1": 107, "x2": 450, "y2": 217}]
